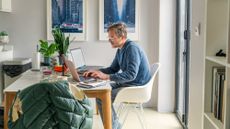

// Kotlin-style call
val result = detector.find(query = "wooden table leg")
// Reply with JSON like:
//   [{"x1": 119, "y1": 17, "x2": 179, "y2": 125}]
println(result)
[
  {"x1": 84, "y1": 89, "x2": 112, "y2": 129},
  {"x1": 4, "y1": 92, "x2": 16, "y2": 129},
  {"x1": 101, "y1": 90, "x2": 112, "y2": 129},
  {"x1": 96, "y1": 103, "x2": 99, "y2": 115}
]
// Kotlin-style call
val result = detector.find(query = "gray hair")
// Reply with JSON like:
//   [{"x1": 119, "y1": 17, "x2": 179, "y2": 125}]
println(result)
[{"x1": 107, "y1": 22, "x2": 127, "y2": 38}]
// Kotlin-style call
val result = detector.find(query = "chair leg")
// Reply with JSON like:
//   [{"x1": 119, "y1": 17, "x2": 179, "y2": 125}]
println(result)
[
  {"x1": 117, "y1": 103, "x2": 128, "y2": 118},
  {"x1": 135, "y1": 103, "x2": 147, "y2": 129},
  {"x1": 118, "y1": 103, "x2": 147, "y2": 129},
  {"x1": 116, "y1": 103, "x2": 124, "y2": 117},
  {"x1": 120, "y1": 103, "x2": 131, "y2": 128}
]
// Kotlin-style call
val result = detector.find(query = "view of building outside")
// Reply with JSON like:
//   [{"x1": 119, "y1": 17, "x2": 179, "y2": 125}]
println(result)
[
  {"x1": 104, "y1": 0, "x2": 135, "y2": 33},
  {"x1": 52, "y1": 0, "x2": 83, "y2": 33}
]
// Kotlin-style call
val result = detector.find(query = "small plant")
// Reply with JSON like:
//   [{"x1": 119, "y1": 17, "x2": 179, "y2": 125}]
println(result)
[
  {"x1": 52, "y1": 27, "x2": 72, "y2": 75},
  {"x1": 0, "y1": 31, "x2": 8, "y2": 36},
  {"x1": 38, "y1": 40, "x2": 57, "y2": 57},
  {"x1": 52, "y1": 27, "x2": 70, "y2": 56},
  {"x1": 0, "y1": 31, "x2": 9, "y2": 44}
]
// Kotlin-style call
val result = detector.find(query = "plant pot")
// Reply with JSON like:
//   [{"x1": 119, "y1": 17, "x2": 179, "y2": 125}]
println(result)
[
  {"x1": 58, "y1": 56, "x2": 64, "y2": 65},
  {"x1": 44, "y1": 57, "x2": 51, "y2": 66},
  {"x1": 0, "y1": 45, "x2": 3, "y2": 52},
  {"x1": 0, "y1": 36, "x2": 9, "y2": 44}
]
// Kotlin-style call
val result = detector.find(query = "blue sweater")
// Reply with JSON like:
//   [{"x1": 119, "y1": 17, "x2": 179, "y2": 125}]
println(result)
[{"x1": 100, "y1": 40, "x2": 151, "y2": 86}]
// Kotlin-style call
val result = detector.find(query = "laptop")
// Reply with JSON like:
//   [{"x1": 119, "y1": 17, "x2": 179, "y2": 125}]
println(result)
[
  {"x1": 64, "y1": 58, "x2": 107, "y2": 88},
  {"x1": 64, "y1": 59, "x2": 96, "y2": 83},
  {"x1": 70, "y1": 48, "x2": 103, "y2": 73}
]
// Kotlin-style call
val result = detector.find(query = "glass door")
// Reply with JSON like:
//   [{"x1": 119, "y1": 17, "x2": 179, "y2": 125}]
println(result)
[{"x1": 175, "y1": 0, "x2": 190, "y2": 127}]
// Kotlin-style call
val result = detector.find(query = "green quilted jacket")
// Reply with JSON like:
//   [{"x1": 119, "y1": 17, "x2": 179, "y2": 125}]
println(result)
[{"x1": 8, "y1": 81, "x2": 93, "y2": 129}]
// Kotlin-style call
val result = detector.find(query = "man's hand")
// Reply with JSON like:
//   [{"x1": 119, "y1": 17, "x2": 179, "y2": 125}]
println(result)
[
  {"x1": 82, "y1": 70, "x2": 97, "y2": 77},
  {"x1": 83, "y1": 70, "x2": 109, "y2": 80}
]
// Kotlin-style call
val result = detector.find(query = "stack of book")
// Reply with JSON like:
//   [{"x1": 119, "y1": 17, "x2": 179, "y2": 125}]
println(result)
[{"x1": 211, "y1": 67, "x2": 226, "y2": 122}]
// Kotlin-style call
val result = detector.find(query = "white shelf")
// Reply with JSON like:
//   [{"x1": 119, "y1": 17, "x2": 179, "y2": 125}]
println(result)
[
  {"x1": 0, "y1": 51, "x2": 13, "y2": 62},
  {"x1": 0, "y1": 8, "x2": 11, "y2": 12},
  {"x1": 205, "y1": 56, "x2": 228, "y2": 67},
  {"x1": 204, "y1": 112, "x2": 224, "y2": 129},
  {"x1": 0, "y1": 45, "x2": 13, "y2": 106},
  {"x1": 204, "y1": 0, "x2": 230, "y2": 128},
  {"x1": 0, "y1": 0, "x2": 11, "y2": 12}
]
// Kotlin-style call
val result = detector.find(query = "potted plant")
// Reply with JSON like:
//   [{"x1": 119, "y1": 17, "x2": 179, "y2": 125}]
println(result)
[
  {"x1": 52, "y1": 27, "x2": 71, "y2": 75},
  {"x1": 52, "y1": 27, "x2": 70, "y2": 56},
  {"x1": 38, "y1": 40, "x2": 57, "y2": 66},
  {"x1": 0, "y1": 31, "x2": 9, "y2": 51},
  {"x1": 0, "y1": 31, "x2": 9, "y2": 44}
]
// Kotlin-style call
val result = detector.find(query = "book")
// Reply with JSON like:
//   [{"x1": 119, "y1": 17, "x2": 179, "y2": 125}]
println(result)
[
  {"x1": 211, "y1": 67, "x2": 225, "y2": 119},
  {"x1": 220, "y1": 80, "x2": 227, "y2": 122},
  {"x1": 218, "y1": 73, "x2": 225, "y2": 120},
  {"x1": 212, "y1": 67, "x2": 217, "y2": 113}
]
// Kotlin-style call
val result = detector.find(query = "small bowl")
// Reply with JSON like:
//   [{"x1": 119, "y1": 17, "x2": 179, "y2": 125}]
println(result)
[{"x1": 43, "y1": 70, "x2": 52, "y2": 75}]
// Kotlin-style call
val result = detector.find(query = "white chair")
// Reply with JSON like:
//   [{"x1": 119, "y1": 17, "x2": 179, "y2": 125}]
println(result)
[{"x1": 114, "y1": 63, "x2": 160, "y2": 129}]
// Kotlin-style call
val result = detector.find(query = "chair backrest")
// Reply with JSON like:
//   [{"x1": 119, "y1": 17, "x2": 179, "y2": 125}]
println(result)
[{"x1": 114, "y1": 63, "x2": 160, "y2": 104}]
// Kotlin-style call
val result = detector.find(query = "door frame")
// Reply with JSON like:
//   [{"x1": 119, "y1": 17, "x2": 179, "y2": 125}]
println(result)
[{"x1": 175, "y1": 0, "x2": 191, "y2": 128}]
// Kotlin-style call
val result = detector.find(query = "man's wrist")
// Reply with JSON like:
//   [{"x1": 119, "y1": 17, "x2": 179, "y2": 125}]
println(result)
[{"x1": 106, "y1": 74, "x2": 110, "y2": 80}]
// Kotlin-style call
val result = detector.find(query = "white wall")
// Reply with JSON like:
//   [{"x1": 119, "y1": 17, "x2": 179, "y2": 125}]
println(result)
[
  {"x1": 0, "y1": 0, "x2": 160, "y2": 107},
  {"x1": 188, "y1": 0, "x2": 206, "y2": 128},
  {"x1": 149, "y1": 0, "x2": 160, "y2": 108},
  {"x1": 158, "y1": 0, "x2": 176, "y2": 112}
]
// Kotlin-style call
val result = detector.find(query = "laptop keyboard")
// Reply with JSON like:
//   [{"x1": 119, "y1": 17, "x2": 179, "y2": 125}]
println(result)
[
  {"x1": 79, "y1": 76, "x2": 96, "y2": 83},
  {"x1": 78, "y1": 69, "x2": 87, "y2": 74},
  {"x1": 77, "y1": 66, "x2": 103, "y2": 74}
]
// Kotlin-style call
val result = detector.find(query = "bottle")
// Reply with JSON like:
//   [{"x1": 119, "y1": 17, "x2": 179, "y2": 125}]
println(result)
[{"x1": 32, "y1": 45, "x2": 41, "y2": 70}]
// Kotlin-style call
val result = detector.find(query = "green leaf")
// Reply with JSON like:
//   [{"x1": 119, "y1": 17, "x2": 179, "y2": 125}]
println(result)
[
  {"x1": 0, "y1": 31, "x2": 8, "y2": 36},
  {"x1": 38, "y1": 39, "x2": 57, "y2": 57},
  {"x1": 52, "y1": 27, "x2": 71, "y2": 55}
]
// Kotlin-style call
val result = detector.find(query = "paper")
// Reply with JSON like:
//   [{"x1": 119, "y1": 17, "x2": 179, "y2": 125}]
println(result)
[{"x1": 78, "y1": 80, "x2": 107, "y2": 88}]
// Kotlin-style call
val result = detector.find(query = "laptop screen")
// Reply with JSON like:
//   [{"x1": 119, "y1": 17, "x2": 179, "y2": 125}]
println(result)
[{"x1": 70, "y1": 48, "x2": 86, "y2": 69}]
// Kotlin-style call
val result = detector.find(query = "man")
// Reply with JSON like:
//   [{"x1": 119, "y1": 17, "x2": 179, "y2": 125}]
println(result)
[{"x1": 83, "y1": 22, "x2": 151, "y2": 129}]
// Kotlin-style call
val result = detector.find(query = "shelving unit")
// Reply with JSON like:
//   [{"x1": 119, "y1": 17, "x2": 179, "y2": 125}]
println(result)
[
  {"x1": 0, "y1": 0, "x2": 11, "y2": 12},
  {"x1": 0, "y1": 45, "x2": 13, "y2": 106},
  {"x1": 204, "y1": 113, "x2": 223, "y2": 129},
  {"x1": 206, "y1": 56, "x2": 227, "y2": 67},
  {"x1": 204, "y1": 0, "x2": 230, "y2": 128}
]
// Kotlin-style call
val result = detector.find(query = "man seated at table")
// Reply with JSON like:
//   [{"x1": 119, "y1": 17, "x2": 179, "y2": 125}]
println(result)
[{"x1": 83, "y1": 22, "x2": 151, "y2": 129}]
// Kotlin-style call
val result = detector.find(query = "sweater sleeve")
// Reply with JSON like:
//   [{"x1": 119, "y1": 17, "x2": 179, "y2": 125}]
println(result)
[
  {"x1": 109, "y1": 46, "x2": 141, "y2": 83},
  {"x1": 99, "y1": 52, "x2": 120, "y2": 74}
]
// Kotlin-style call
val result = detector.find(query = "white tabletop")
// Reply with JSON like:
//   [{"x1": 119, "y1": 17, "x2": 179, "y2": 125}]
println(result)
[{"x1": 4, "y1": 70, "x2": 111, "y2": 92}]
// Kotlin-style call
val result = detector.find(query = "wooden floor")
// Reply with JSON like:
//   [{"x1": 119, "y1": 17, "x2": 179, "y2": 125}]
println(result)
[{"x1": 93, "y1": 108, "x2": 183, "y2": 129}]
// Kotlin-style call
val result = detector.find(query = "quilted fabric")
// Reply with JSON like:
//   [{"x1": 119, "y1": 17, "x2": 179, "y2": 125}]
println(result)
[{"x1": 8, "y1": 81, "x2": 93, "y2": 129}]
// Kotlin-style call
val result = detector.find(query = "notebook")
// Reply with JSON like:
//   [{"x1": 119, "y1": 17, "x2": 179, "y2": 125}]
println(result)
[
  {"x1": 64, "y1": 58, "x2": 107, "y2": 88},
  {"x1": 70, "y1": 48, "x2": 103, "y2": 73}
]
